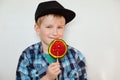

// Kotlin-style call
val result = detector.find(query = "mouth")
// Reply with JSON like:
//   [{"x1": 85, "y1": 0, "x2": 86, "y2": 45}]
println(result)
[{"x1": 49, "y1": 36, "x2": 60, "y2": 40}]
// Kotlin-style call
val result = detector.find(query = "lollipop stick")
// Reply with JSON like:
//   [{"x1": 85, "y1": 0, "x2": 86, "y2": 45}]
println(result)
[
  {"x1": 56, "y1": 54, "x2": 59, "y2": 80},
  {"x1": 56, "y1": 58, "x2": 58, "y2": 80},
  {"x1": 57, "y1": 58, "x2": 58, "y2": 62}
]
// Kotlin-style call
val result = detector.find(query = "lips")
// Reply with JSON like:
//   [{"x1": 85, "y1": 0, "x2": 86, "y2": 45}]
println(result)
[{"x1": 49, "y1": 36, "x2": 60, "y2": 40}]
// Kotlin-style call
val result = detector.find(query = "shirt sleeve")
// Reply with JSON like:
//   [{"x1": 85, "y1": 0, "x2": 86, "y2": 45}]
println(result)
[
  {"x1": 16, "y1": 51, "x2": 31, "y2": 80},
  {"x1": 76, "y1": 51, "x2": 88, "y2": 80}
]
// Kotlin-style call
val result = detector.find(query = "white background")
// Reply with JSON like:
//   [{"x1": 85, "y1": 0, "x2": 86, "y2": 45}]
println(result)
[{"x1": 0, "y1": 0, "x2": 120, "y2": 80}]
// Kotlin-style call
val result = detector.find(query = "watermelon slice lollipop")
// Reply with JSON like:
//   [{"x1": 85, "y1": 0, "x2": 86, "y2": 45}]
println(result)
[{"x1": 48, "y1": 39, "x2": 67, "y2": 59}]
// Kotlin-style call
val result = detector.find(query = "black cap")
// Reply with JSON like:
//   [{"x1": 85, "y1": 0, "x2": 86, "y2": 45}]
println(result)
[{"x1": 35, "y1": 1, "x2": 76, "y2": 24}]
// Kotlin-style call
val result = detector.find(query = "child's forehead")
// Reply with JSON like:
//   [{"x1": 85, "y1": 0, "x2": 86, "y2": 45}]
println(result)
[
  {"x1": 37, "y1": 14, "x2": 66, "y2": 26},
  {"x1": 38, "y1": 14, "x2": 65, "y2": 22}
]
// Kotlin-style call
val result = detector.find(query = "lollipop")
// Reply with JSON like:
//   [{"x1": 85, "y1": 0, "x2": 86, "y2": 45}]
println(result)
[
  {"x1": 48, "y1": 39, "x2": 67, "y2": 59},
  {"x1": 48, "y1": 39, "x2": 67, "y2": 80}
]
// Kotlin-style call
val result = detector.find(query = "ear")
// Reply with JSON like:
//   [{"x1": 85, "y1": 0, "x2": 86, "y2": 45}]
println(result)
[{"x1": 34, "y1": 24, "x2": 40, "y2": 35}]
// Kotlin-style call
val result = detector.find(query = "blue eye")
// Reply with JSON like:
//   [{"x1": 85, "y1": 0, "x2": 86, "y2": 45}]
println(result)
[
  {"x1": 46, "y1": 26, "x2": 52, "y2": 28},
  {"x1": 58, "y1": 26, "x2": 64, "y2": 29}
]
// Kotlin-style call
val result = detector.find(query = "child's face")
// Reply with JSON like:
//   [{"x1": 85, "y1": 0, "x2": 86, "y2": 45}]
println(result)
[{"x1": 35, "y1": 14, "x2": 66, "y2": 47}]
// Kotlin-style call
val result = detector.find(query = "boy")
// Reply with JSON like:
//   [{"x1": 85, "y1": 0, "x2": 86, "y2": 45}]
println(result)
[{"x1": 16, "y1": 1, "x2": 87, "y2": 80}]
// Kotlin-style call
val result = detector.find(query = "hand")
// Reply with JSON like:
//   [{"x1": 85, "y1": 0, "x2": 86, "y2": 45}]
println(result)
[{"x1": 46, "y1": 62, "x2": 61, "y2": 80}]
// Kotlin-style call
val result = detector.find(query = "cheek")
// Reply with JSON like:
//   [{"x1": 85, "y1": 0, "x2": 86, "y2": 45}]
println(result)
[
  {"x1": 40, "y1": 30, "x2": 50, "y2": 36},
  {"x1": 59, "y1": 31, "x2": 64, "y2": 36}
]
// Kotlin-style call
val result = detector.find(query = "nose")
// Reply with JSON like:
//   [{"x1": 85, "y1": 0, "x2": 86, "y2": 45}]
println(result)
[{"x1": 52, "y1": 28, "x2": 58, "y2": 36}]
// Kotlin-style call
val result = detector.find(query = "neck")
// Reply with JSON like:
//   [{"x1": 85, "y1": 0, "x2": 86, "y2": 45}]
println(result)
[{"x1": 41, "y1": 42, "x2": 49, "y2": 54}]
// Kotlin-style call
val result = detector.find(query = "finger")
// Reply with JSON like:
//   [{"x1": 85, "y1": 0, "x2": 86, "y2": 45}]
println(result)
[
  {"x1": 49, "y1": 62, "x2": 60, "y2": 68},
  {"x1": 54, "y1": 69, "x2": 61, "y2": 76},
  {"x1": 51, "y1": 62, "x2": 60, "y2": 66}
]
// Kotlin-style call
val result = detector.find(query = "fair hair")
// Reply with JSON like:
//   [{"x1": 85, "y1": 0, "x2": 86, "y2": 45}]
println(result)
[{"x1": 36, "y1": 14, "x2": 65, "y2": 26}]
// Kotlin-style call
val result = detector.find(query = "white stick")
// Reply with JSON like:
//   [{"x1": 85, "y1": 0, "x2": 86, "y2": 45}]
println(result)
[
  {"x1": 56, "y1": 58, "x2": 58, "y2": 80},
  {"x1": 57, "y1": 58, "x2": 58, "y2": 62}
]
